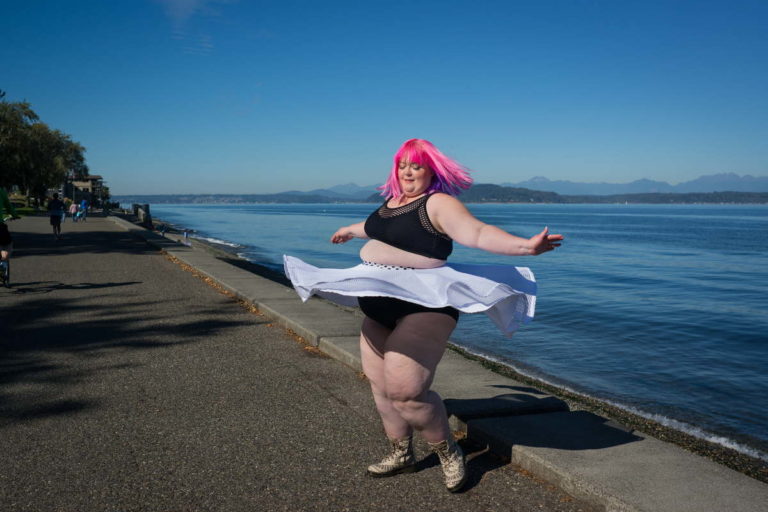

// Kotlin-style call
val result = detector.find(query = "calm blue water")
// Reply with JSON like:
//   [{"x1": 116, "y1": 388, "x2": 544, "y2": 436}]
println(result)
[{"x1": 147, "y1": 203, "x2": 768, "y2": 459}]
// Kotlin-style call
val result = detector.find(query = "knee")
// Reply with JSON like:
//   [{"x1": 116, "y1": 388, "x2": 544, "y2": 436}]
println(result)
[{"x1": 386, "y1": 383, "x2": 428, "y2": 408}]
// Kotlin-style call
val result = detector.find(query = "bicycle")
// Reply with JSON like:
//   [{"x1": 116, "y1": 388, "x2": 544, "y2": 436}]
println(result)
[{"x1": 0, "y1": 256, "x2": 9, "y2": 288}]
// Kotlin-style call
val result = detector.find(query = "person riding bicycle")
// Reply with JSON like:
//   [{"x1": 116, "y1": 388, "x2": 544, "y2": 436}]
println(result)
[{"x1": 0, "y1": 187, "x2": 21, "y2": 277}]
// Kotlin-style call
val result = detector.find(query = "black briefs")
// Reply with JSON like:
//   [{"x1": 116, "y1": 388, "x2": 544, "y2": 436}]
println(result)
[{"x1": 358, "y1": 296, "x2": 459, "y2": 330}]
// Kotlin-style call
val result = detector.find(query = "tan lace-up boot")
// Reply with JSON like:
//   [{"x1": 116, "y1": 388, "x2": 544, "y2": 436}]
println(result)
[
  {"x1": 428, "y1": 438, "x2": 467, "y2": 492},
  {"x1": 366, "y1": 436, "x2": 416, "y2": 477}
]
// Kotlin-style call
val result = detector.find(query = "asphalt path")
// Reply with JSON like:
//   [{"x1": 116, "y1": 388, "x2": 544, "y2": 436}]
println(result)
[{"x1": 0, "y1": 215, "x2": 596, "y2": 511}]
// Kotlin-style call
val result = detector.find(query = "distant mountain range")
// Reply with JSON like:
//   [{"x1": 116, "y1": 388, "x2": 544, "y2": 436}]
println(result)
[
  {"x1": 114, "y1": 173, "x2": 768, "y2": 205},
  {"x1": 274, "y1": 173, "x2": 768, "y2": 198},
  {"x1": 279, "y1": 182, "x2": 380, "y2": 200},
  {"x1": 501, "y1": 173, "x2": 768, "y2": 195}
]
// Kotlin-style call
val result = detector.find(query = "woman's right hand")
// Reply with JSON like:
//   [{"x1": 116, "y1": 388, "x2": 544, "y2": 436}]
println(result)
[
  {"x1": 331, "y1": 227, "x2": 354, "y2": 244},
  {"x1": 330, "y1": 221, "x2": 368, "y2": 244}
]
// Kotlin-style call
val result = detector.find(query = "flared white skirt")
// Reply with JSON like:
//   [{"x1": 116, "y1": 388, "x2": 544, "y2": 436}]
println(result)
[{"x1": 283, "y1": 255, "x2": 537, "y2": 335}]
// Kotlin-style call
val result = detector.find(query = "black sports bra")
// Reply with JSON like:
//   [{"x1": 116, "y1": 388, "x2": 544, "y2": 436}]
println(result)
[{"x1": 364, "y1": 194, "x2": 453, "y2": 260}]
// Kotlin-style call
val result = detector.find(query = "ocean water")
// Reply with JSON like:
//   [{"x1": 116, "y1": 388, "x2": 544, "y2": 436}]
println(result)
[{"x1": 146, "y1": 202, "x2": 768, "y2": 459}]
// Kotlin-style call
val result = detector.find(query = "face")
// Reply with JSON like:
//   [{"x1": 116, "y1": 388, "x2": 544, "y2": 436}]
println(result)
[{"x1": 397, "y1": 160, "x2": 433, "y2": 197}]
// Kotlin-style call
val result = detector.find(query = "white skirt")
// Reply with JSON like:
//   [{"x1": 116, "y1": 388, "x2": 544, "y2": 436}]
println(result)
[{"x1": 283, "y1": 255, "x2": 537, "y2": 335}]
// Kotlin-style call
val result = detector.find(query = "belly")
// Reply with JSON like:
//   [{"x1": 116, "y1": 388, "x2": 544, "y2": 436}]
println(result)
[{"x1": 359, "y1": 239, "x2": 446, "y2": 269}]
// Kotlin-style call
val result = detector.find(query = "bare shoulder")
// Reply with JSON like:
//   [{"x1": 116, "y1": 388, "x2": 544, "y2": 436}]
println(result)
[
  {"x1": 427, "y1": 193, "x2": 472, "y2": 222},
  {"x1": 427, "y1": 193, "x2": 475, "y2": 235},
  {"x1": 427, "y1": 192, "x2": 465, "y2": 211}
]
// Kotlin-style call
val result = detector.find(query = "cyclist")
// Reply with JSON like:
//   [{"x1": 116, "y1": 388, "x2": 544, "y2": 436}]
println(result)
[{"x1": 0, "y1": 187, "x2": 21, "y2": 285}]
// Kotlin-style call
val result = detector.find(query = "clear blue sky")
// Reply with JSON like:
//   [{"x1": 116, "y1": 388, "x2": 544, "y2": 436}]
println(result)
[{"x1": 2, "y1": 0, "x2": 766, "y2": 194}]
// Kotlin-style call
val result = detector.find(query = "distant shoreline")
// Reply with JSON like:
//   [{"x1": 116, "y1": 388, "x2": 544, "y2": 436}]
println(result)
[{"x1": 116, "y1": 187, "x2": 768, "y2": 205}]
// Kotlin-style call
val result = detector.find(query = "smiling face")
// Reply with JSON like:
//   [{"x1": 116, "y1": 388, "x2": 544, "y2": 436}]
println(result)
[{"x1": 397, "y1": 160, "x2": 434, "y2": 198}]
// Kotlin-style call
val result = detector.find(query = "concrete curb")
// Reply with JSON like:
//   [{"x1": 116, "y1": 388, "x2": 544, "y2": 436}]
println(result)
[{"x1": 107, "y1": 214, "x2": 768, "y2": 512}]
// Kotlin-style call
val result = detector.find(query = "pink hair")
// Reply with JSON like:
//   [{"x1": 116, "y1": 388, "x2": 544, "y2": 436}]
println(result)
[{"x1": 378, "y1": 139, "x2": 473, "y2": 199}]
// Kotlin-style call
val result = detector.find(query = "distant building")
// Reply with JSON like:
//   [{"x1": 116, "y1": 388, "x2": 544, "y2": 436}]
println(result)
[{"x1": 65, "y1": 175, "x2": 106, "y2": 205}]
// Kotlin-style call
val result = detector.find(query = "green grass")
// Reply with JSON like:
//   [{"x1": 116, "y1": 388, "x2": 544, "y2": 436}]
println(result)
[{"x1": 14, "y1": 207, "x2": 39, "y2": 216}]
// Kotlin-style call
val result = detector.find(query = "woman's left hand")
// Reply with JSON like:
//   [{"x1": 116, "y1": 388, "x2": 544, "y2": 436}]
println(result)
[{"x1": 528, "y1": 227, "x2": 563, "y2": 255}]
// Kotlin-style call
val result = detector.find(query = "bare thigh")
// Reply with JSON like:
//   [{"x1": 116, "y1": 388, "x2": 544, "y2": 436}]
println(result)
[
  {"x1": 361, "y1": 312, "x2": 456, "y2": 398},
  {"x1": 360, "y1": 316, "x2": 392, "y2": 388}
]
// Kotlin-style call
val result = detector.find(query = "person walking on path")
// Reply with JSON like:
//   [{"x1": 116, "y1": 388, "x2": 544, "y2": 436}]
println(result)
[
  {"x1": 284, "y1": 139, "x2": 563, "y2": 492},
  {"x1": 69, "y1": 202, "x2": 79, "y2": 222},
  {"x1": 48, "y1": 193, "x2": 65, "y2": 239},
  {"x1": 80, "y1": 198, "x2": 88, "y2": 221},
  {"x1": 0, "y1": 187, "x2": 20, "y2": 278}
]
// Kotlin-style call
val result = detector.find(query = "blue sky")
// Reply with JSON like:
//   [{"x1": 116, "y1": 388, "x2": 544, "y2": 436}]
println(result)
[{"x1": 2, "y1": 0, "x2": 766, "y2": 194}]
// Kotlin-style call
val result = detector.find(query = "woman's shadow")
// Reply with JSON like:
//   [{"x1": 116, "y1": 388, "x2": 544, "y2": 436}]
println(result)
[{"x1": 427, "y1": 385, "x2": 642, "y2": 492}]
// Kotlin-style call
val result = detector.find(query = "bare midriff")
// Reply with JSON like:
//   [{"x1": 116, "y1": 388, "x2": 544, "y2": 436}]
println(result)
[{"x1": 359, "y1": 239, "x2": 446, "y2": 269}]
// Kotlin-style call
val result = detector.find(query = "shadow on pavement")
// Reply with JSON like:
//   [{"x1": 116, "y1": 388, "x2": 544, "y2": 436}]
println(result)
[
  {"x1": 0, "y1": 288, "x2": 262, "y2": 426},
  {"x1": 7, "y1": 280, "x2": 142, "y2": 295},
  {"x1": 9, "y1": 229, "x2": 161, "y2": 259}
]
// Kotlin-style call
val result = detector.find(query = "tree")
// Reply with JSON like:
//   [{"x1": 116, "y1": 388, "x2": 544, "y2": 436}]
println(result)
[
  {"x1": 0, "y1": 95, "x2": 40, "y2": 190},
  {"x1": 0, "y1": 91, "x2": 89, "y2": 205},
  {"x1": 100, "y1": 184, "x2": 111, "y2": 202}
]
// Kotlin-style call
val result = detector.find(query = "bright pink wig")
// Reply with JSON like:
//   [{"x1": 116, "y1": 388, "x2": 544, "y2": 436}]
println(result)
[{"x1": 379, "y1": 139, "x2": 473, "y2": 199}]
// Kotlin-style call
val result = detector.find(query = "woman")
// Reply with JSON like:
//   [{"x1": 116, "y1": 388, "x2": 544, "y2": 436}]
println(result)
[
  {"x1": 284, "y1": 139, "x2": 562, "y2": 492},
  {"x1": 47, "y1": 193, "x2": 65, "y2": 239}
]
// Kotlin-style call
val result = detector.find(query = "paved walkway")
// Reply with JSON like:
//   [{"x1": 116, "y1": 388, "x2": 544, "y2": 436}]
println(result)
[{"x1": 0, "y1": 216, "x2": 595, "y2": 511}]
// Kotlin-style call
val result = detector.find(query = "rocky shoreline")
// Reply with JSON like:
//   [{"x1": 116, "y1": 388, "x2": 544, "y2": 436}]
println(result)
[{"x1": 447, "y1": 345, "x2": 768, "y2": 484}]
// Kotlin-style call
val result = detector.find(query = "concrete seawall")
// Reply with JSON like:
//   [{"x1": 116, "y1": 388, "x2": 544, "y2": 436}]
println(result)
[{"x1": 106, "y1": 213, "x2": 768, "y2": 512}]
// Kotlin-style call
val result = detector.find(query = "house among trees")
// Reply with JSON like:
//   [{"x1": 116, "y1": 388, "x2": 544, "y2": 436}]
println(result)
[{"x1": 64, "y1": 174, "x2": 107, "y2": 206}]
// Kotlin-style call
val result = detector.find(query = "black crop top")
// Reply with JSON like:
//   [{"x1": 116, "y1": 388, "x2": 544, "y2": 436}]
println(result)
[{"x1": 364, "y1": 194, "x2": 453, "y2": 260}]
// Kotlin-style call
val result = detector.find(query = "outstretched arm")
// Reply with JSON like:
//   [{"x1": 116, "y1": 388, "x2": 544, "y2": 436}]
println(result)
[
  {"x1": 430, "y1": 194, "x2": 563, "y2": 256},
  {"x1": 330, "y1": 221, "x2": 369, "y2": 244}
]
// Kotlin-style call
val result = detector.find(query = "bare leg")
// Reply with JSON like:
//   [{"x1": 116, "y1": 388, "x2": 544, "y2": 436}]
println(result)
[
  {"x1": 360, "y1": 312, "x2": 456, "y2": 443},
  {"x1": 383, "y1": 313, "x2": 455, "y2": 443},
  {"x1": 361, "y1": 317, "x2": 412, "y2": 440}
]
